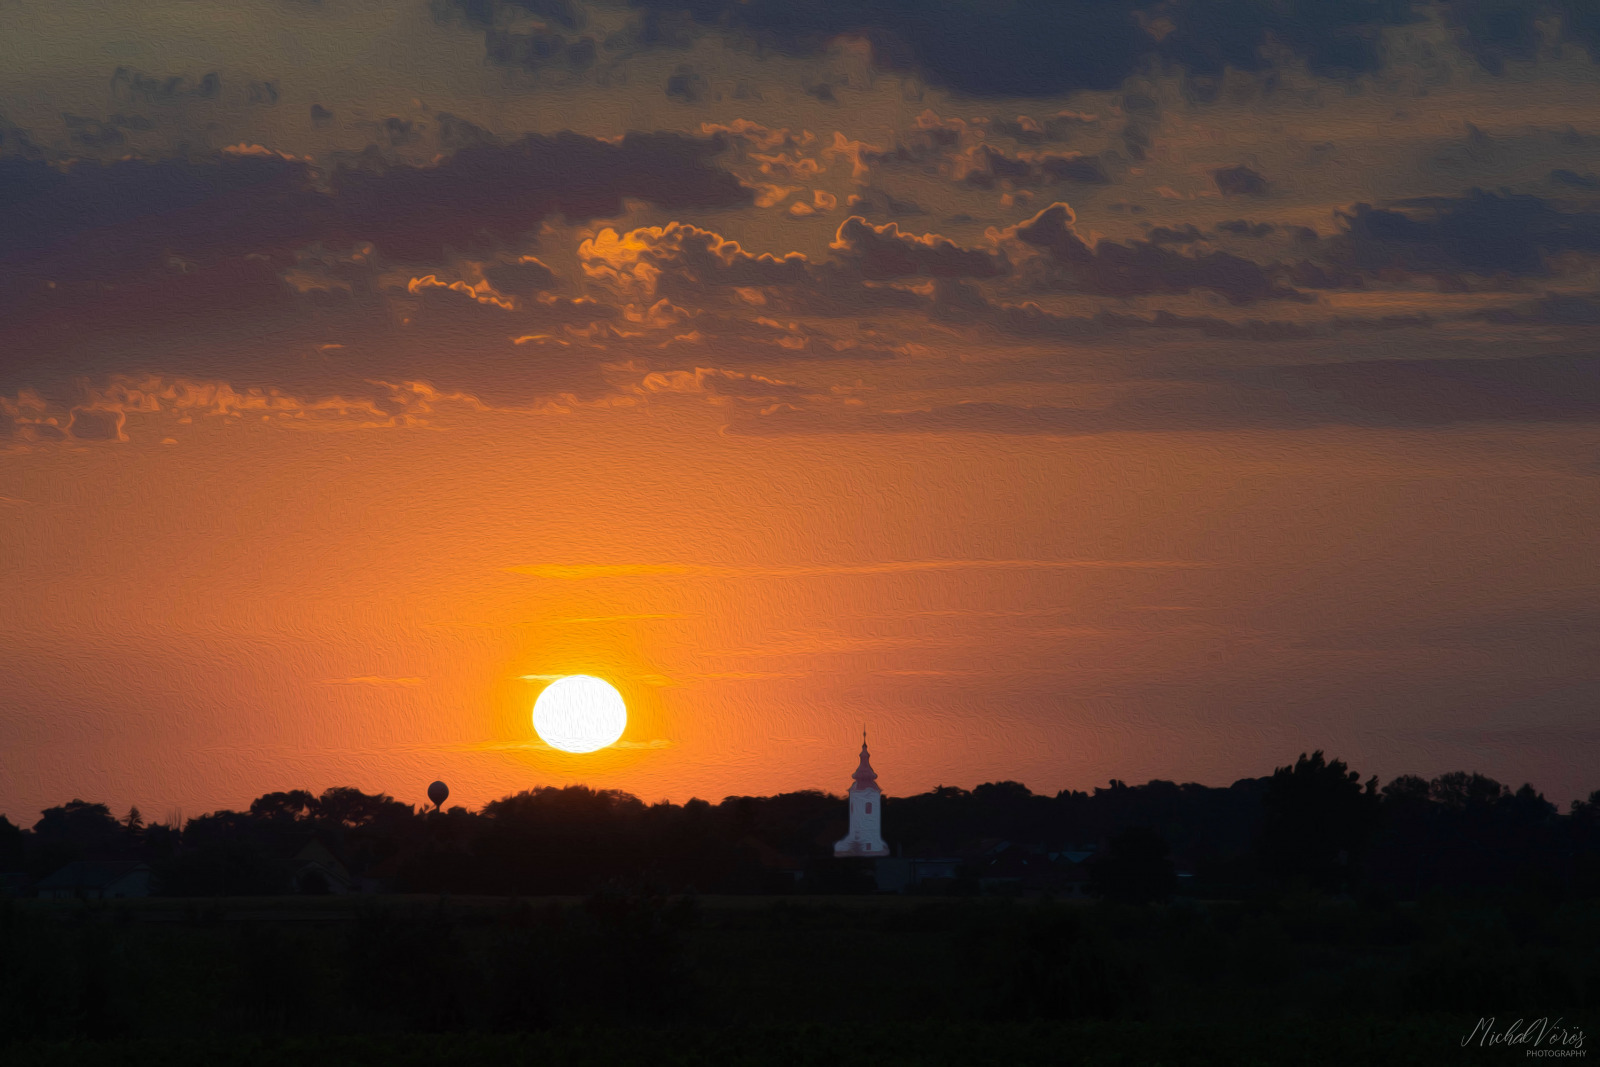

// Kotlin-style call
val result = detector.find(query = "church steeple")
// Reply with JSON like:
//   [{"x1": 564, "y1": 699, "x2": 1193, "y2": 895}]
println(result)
[{"x1": 835, "y1": 730, "x2": 889, "y2": 857}]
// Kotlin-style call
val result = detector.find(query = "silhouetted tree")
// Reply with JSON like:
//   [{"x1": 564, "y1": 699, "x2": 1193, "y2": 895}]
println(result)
[
  {"x1": 1430, "y1": 771, "x2": 1507, "y2": 812},
  {"x1": 248, "y1": 790, "x2": 318, "y2": 821},
  {"x1": 0, "y1": 815, "x2": 23, "y2": 872},
  {"x1": 1257, "y1": 751, "x2": 1379, "y2": 892},
  {"x1": 31, "y1": 800, "x2": 127, "y2": 874}
]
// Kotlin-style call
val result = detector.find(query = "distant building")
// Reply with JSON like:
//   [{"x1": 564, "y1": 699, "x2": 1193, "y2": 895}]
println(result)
[
  {"x1": 873, "y1": 855, "x2": 960, "y2": 893},
  {"x1": 290, "y1": 840, "x2": 354, "y2": 895},
  {"x1": 743, "y1": 837, "x2": 807, "y2": 884},
  {"x1": 834, "y1": 734, "x2": 889, "y2": 857},
  {"x1": 36, "y1": 861, "x2": 151, "y2": 900}
]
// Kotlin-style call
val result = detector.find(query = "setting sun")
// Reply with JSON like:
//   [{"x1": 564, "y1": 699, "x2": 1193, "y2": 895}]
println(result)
[{"x1": 532, "y1": 675, "x2": 628, "y2": 754}]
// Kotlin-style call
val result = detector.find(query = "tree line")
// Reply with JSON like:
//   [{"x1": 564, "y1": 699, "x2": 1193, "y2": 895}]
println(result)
[{"x1": 3, "y1": 752, "x2": 1598, "y2": 900}]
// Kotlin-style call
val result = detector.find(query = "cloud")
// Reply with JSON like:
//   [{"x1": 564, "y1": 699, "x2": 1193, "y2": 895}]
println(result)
[
  {"x1": 1, "y1": 375, "x2": 426, "y2": 443},
  {"x1": 0, "y1": 131, "x2": 748, "y2": 291},
  {"x1": 1217, "y1": 220, "x2": 1277, "y2": 238},
  {"x1": 1329, "y1": 191, "x2": 1600, "y2": 277},
  {"x1": 1005, "y1": 202, "x2": 1304, "y2": 304},
  {"x1": 433, "y1": 0, "x2": 598, "y2": 74},
  {"x1": 1441, "y1": 0, "x2": 1600, "y2": 73},
  {"x1": 481, "y1": 256, "x2": 558, "y2": 296},
  {"x1": 580, "y1": 222, "x2": 812, "y2": 297},
  {"x1": 1213, "y1": 165, "x2": 1268, "y2": 197},
  {"x1": 1472, "y1": 291, "x2": 1600, "y2": 325},
  {"x1": 508, "y1": 558, "x2": 1206, "y2": 580},
  {"x1": 1550, "y1": 167, "x2": 1600, "y2": 190},
  {"x1": 929, "y1": 282, "x2": 1319, "y2": 342},
  {"x1": 622, "y1": 0, "x2": 1471, "y2": 96},
  {"x1": 728, "y1": 352, "x2": 1600, "y2": 437},
  {"x1": 109, "y1": 66, "x2": 221, "y2": 104},
  {"x1": 829, "y1": 216, "x2": 1008, "y2": 280},
  {"x1": 992, "y1": 111, "x2": 1101, "y2": 144},
  {"x1": 0, "y1": 131, "x2": 752, "y2": 395},
  {"x1": 576, "y1": 218, "x2": 973, "y2": 320},
  {"x1": 959, "y1": 145, "x2": 1112, "y2": 188}
]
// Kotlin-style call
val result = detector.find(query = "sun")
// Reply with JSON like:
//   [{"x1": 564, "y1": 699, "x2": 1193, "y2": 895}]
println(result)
[{"x1": 532, "y1": 675, "x2": 628, "y2": 753}]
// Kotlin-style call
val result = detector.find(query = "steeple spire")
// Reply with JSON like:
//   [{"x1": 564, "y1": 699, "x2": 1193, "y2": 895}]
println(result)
[{"x1": 852, "y1": 733, "x2": 879, "y2": 792}]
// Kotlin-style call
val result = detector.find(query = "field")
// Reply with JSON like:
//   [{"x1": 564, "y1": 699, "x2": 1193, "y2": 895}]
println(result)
[{"x1": 2, "y1": 891, "x2": 1594, "y2": 1064}]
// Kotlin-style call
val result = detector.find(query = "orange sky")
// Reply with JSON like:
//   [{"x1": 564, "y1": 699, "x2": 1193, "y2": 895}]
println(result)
[
  {"x1": 4, "y1": 401, "x2": 1596, "y2": 817},
  {"x1": 3, "y1": 0, "x2": 1600, "y2": 821}
]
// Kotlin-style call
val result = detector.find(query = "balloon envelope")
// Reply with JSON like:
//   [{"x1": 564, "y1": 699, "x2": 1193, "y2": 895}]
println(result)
[{"x1": 427, "y1": 780, "x2": 449, "y2": 808}]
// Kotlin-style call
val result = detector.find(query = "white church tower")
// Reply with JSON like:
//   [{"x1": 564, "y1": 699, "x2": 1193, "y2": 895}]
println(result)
[{"x1": 834, "y1": 731, "x2": 889, "y2": 857}]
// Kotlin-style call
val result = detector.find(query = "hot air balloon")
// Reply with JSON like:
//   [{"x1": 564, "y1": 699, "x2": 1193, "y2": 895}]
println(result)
[{"x1": 427, "y1": 780, "x2": 449, "y2": 812}]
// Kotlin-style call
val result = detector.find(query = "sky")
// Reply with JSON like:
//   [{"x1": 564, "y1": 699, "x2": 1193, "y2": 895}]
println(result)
[{"x1": 2, "y1": 0, "x2": 1599, "y2": 821}]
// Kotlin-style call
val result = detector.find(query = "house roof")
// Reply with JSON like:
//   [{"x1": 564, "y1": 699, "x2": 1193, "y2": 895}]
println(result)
[
  {"x1": 36, "y1": 860, "x2": 148, "y2": 890},
  {"x1": 291, "y1": 839, "x2": 352, "y2": 883}
]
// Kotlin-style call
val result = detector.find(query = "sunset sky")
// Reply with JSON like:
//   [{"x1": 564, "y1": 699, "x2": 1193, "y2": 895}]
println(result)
[{"x1": 3, "y1": 0, "x2": 1599, "y2": 822}]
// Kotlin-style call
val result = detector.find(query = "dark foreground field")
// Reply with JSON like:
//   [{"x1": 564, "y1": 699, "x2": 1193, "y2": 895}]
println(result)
[{"x1": 2, "y1": 892, "x2": 1594, "y2": 1065}]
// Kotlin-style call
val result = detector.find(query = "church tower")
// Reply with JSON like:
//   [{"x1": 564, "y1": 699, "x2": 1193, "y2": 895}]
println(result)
[{"x1": 834, "y1": 732, "x2": 889, "y2": 857}]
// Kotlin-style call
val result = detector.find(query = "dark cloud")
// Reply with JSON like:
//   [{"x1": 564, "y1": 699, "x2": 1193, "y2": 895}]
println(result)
[
  {"x1": 247, "y1": 81, "x2": 281, "y2": 107},
  {"x1": 419, "y1": 0, "x2": 1600, "y2": 97},
  {"x1": 61, "y1": 112, "x2": 156, "y2": 151},
  {"x1": 930, "y1": 280, "x2": 1318, "y2": 342},
  {"x1": 1146, "y1": 224, "x2": 1204, "y2": 245},
  {"x1": 629, "y1": 0, "x2": 1152, "y2": 96},
  {"x1": 1213, "y1": 165, "x2": 1268, "y2": 197},
  {"x1": 434, "y1": 112, "x2": 495, "y2": 149},
  {"x1": 1442, "y1": 0, "x2": 1600, "y2": 73},
  {"x1": 0, "y1": 130, "x2": 749, "y2": 288},
  {"x1": 992, "y1": 111, "x2": 1100, "y2": 144},
  {"x1": 1472, "y1": 291, "x2": 1600, "y2": 325},
  {"x1": 484, "y1": 28, "x2": 599, "y2": 72},
  {"x1": 1286, "y1": 259, "x2": 1364, "y2": 290},
  {"x1": 110, "y1": 67, "x2": 220, "y2": 104},
  {"x1": 961, "y1": 145, "x2": 1111, "y2": 188},
  {"x1": 1007, "y1": 203, "x2": 1304, "y2": 305},
  {"x1": 1217, "y1": 219, "x2": 1276, "y2": 238},
  {"x1": 1038, "y1": 153, "x2": 1112, "y2": 185},
  {"x1": 0, "y1": 115, "x2": 44, "y2": 159},
  {"x1": 1550, "y1": 168, "x2": 1600, "y2": 190},
  {"x1": 731, "y1": 353, "x2": 1600, "y2": 437},
  {"x1": 622, "y1": 0, "x2": 1511, "y2": 97},
  {"x1": 374, "y1": 117, "x2": 423, "y2": 146},
  {"x1": 1332, "y1": 190, "x2": 1600, "y2": 276},
  {"x1": 62, "y1": 114, "x2": 126, "y2": 150},
  {"x1": 665, "y1": 66, "x2": 705, "y2": 102},
  {"x1": 434, "y1": 0, "x2": 601, "y2": 72},
  {"x1": 0, "y1": 131, "x2": 752, "y2": 397},
  {"x1": 310, "y1": 104, "x2": 334, "y2": 125},
  {"x1": 829, "y1": 216, "x2": 1009, "y2": 280},
  {"x1": 482, "y1": 256, "x2": 559, "y2": 295},
  {"x1": 844, "y1": 188, "x2": 926, "y2": 217}
]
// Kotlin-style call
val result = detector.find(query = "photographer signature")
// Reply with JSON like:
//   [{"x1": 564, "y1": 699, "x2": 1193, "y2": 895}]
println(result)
[{"x1": 1462, "y1": 1017, "x2": 1586, "y2": 1053}]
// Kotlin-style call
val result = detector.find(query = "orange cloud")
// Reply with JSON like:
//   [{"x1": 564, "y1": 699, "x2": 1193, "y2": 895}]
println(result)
[{"x1": 508, "y1": 558, "x2": 1208, "y2": 580}]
